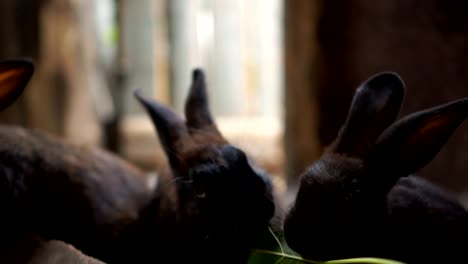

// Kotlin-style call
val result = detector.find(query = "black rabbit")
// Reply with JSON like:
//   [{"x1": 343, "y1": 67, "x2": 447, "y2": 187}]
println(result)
[
  {"x1": 0, "y1": 59, "x2": 278, "y2": 263},
  {"x1": 284, "y1": 72, "x2": 468, "y2": 264},
  {"x1": 131, "y1": 69, "x2": 278, "y2": 263},
  {"x1": 0, "y1": 59, "x2": 152, "y2": 262}
]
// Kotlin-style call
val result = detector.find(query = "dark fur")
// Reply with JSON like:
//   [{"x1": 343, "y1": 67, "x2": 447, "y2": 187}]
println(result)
[
  {"x1": 0, "y1": 59, "x2": 152, "y2": 261},
  {"x1": 0, "y1": 126, "x2": 150, "y2": 260},
  {"x1": 131, "y1": 69, "x2": 278, "y2": 263},
  {"x1": 0, "y1": 60, "x2": 278, "y2": 263},
  {"x1": 284, "y1": 72, "x2": 468, "y2": 264}
]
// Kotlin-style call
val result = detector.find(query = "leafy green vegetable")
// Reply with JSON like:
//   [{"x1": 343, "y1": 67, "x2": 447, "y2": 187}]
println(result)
[{"x1": 247, "y1": 227, "x2": 406, "y2": 264}]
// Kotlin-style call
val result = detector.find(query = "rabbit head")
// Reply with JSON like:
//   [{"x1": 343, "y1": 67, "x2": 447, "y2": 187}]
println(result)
[
  {"x1": 284, "y1": 72, "x2": 468, "y2": 259},
  {"x1": 135, "y1": 69, "x2": 275, "y2": 249},
  {"x1": 0, "y1": 58, "x2": 34, "y2": 111}
]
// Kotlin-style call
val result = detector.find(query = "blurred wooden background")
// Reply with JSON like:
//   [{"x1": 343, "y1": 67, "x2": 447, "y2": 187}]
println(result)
[
  {"x1": 0, "y1": 0, "x2": 286, "y2": 190},
  {"x1": 1, "y1": 0, "x2": 468, "y2": 196}
]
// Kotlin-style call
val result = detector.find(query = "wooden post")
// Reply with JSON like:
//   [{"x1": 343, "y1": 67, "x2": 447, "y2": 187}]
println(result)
[
  {"x1": 119, "y1": 0, "x2": 156, "y2": 115},
  {"x1": 0, "y1": 0, "x2": 41, "y2": 127},
  {"x1": 284, "y1": 0, "x2": 323, "y2": 186},
  {"x1": 212, "y1": 0, "x2": 245, "y2": 116},
  {"x1": 0, "y1": 0, "x2": 102, "y2": 145},
  {"x1": 167, "y1": 0, "x2": 198, "y2": 113}
]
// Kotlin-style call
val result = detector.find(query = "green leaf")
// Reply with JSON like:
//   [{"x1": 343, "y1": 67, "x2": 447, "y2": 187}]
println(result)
[
  {"x1": 247, "y1": 227, "x2": 406, "y2": 264},
  {"x1": 249, "y1": 250, "x2": 406, "y2": 264}
]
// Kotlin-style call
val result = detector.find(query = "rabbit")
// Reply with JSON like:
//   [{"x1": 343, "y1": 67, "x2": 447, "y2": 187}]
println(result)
[
  {"x1": 129, "y1": 69, "x2": 279, "y2": 263},
  {"x1": 283, "y1": 72, "x2": 468, "y2": 264},
  {"x1": 0, "y1": 58, "x2": 278, "y2": 263},
  {"x1": 0, "y1": 58, "x2": 153, "y2": 262}
]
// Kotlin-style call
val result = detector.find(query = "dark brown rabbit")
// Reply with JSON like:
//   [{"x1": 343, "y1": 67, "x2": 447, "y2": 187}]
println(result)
[
  {"x1": 284, "y1": 72, "x2": 468, "y2": 264},
  {"x1": 0, "y1": 59, "x2": 152, "y2": 262},
  {"x1": 130, "y1": 69, "x2": 277, "y2": 263},
  {"x1": 0, "y1": 59, "x2": 277, "y2": 263}
]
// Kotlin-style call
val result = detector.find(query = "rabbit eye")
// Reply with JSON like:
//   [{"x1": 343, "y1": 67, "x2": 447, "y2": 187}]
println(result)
[{"x1": 196, "y1": 192, "x2": 207, "y2": 199}]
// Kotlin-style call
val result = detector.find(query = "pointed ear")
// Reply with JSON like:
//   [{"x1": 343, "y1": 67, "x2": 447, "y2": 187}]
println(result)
[
  {"x1": 184, "y1": 69, "x2": 220, "y2": 134},
  {"x1": 371, "y1": 98, "x2": 468, "y2": 177},
  {"x1": 134, "y1": 90, "x2": 187, "y2": 166},
  {"x1": 332, "y1": 72, "x2": 405, "y2": 157},
  {"x1": 0, "y1": 58, "x2": 34, "y2": 111}
]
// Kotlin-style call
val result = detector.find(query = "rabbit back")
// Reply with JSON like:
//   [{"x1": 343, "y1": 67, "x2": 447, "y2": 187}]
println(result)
[
  {"x1": 0, "y1": 125, "x2": 152, "y2": 259},
  {"x1": 384, "y1": 175, "x2": 468, "y2": 262}
]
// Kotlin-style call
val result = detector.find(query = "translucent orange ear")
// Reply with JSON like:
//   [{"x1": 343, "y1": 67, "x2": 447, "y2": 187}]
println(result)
[
  {"x1": 372, "y1": 98, "x2": 468, "y2": 177},
  {"x1": 0, "y1": 58, "x2": 34, "y2": 111}
]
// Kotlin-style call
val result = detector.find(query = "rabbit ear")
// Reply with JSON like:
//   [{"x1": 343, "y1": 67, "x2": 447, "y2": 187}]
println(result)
[
  {"x1": 371, "y1": 98, "x2": 468, "y2": 178},
  {"x1": 134, "y1": 90, "x2": 188, "y2": 166},
  {"x1": 184, "y1": 69, "x2": 220, "y2": 134},
  {"x1": 0, "y1": 58, "x2": 34, "y2": 111},
  {"x1": 332, "y1": 72, "x2": 405, "y2": 157}
]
